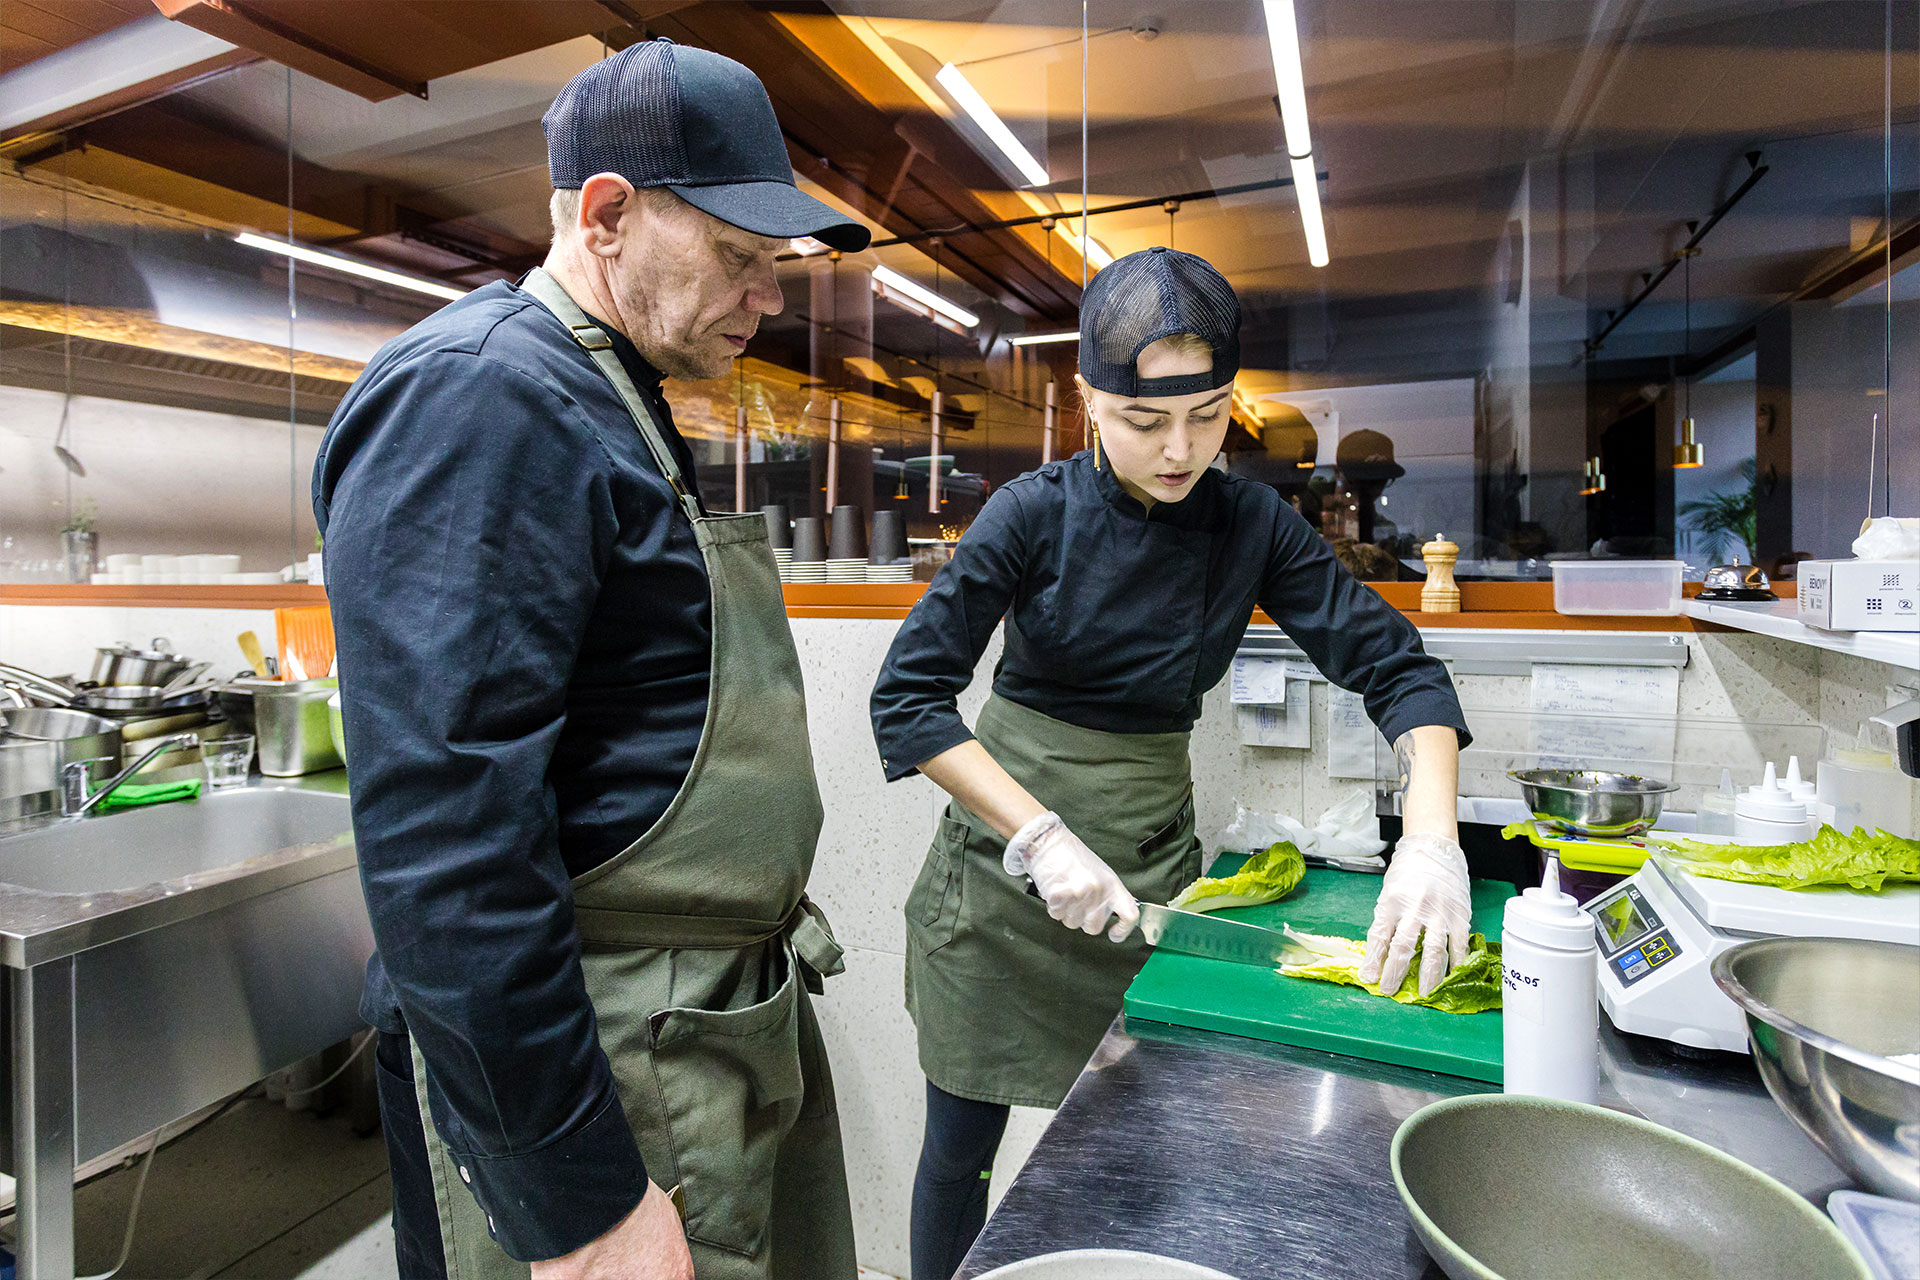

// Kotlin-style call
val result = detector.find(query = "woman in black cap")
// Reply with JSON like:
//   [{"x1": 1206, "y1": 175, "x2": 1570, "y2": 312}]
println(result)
[{"x1": 870, "y1": 247, "x2": 1473, "y2": 1277}]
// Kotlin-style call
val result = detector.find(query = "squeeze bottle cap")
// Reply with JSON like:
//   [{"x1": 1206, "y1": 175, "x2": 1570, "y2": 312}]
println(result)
[
  {"x1": 1738, "y1": 762, "x2": 1808, "y2": 824},
  {"x1": 1784, "y1": 756, "x2": 1816, "y2": 804},
  {"x1": 1701, "y1": 767, "x2": 1738, "y2": 816},
  {"x1": 1503, "y1": 886, "x2": 1595, "y2": 951}
]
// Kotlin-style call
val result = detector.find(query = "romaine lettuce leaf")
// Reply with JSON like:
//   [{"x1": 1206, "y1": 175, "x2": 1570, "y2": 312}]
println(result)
[
  {"x1": 1651, "y1": 826, "x2": 1920, "y2": 892},
  {"x1": 1170, "y1": 841, "x2": 1305, "y2": 912},
  {"x1": 1279, "y1": 925, "x2": 1504, "y2": 1014}
]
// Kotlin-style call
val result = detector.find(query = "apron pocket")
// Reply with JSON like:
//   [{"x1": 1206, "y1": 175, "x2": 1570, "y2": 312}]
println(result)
[
  {"x1": 906, "y1": 813, "x2": 969, "y2": 953},
  {"x1": 646, "y1": 947, "x2": 805, "y2": 1258},
  {"x1": 1137, "y1": 795, "x2": 1195, "y2": 861}
]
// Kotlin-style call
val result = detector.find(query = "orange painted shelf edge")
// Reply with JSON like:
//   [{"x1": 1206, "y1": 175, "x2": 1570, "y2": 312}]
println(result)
[{"x1": 0, "y1": 580, "x2": 1773, "y2": 632}]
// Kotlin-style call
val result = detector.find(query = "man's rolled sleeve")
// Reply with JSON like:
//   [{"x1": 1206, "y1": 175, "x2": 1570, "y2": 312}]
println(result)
[{"x1": 317, "y1": 350, "x2": 648, "y2": 1260}]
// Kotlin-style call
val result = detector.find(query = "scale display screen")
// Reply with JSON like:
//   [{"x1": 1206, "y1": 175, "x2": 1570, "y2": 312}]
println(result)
[{"x1": 1597, "y1": 893, "x2": 1650, "y2": 949}]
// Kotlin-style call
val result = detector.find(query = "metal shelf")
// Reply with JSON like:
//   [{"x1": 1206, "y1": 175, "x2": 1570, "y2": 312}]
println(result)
[
  {"x1": 1238, "y1": 625, "x2": 1690, "y2": 676},
  {"x1": 1683, "y1": 600, "x2": 1919, "y2": 672}
]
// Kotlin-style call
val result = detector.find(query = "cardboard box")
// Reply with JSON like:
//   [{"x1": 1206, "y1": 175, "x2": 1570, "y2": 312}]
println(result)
[{"x1": 1797, "y1": 559, "x2": 1919, "y2": 631}]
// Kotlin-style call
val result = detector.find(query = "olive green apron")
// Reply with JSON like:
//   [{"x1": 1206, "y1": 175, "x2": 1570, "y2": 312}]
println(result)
[
  {"x1": 905, "y1": 693, "x2": 1203, "y2": 1108},
  {"x1": 408, "y1": 269, "x2": 856, "y2": 1280}
]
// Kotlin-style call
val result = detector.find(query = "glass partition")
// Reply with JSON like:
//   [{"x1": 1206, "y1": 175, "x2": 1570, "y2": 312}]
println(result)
[{"x1": 1, "y1": 1, "x2": 1911, "y2": 584}]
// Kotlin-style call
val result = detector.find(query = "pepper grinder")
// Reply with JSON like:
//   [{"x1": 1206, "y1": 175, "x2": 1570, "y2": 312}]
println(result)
[{"x1": 1421, "y1": 535, "x2": 1461, "y2": 613}]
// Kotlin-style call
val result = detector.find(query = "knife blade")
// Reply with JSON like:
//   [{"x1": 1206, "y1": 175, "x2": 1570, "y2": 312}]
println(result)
[{"x1": 1136, "y1": 903, "x2": 1313, "y2": 969}]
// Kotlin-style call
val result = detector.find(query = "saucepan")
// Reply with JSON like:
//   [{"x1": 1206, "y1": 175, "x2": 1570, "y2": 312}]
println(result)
[
  {"x1": 89, "y1": 638, "x2": 191, "y2": 688},
  {"x1": 1392, "y1": 1094, "x2": 1871, "y2": 1279}
]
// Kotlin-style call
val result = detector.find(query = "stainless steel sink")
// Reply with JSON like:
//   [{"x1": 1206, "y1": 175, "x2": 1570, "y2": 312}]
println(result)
[
  {"x1": 0, "y1": 788, "x2": 353, "y2": 895},
  {"x1": 0, "y1": 777, "x2": 372, "y2": 1280}
]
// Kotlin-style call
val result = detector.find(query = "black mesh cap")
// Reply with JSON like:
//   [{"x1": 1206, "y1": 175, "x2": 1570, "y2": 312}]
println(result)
[
  {"x1": 1079, "y1": 246, "x2": 1240, "y2": 397},
  {"x1": 543, "y1": 39, "x2": 868, "y2": 251}
]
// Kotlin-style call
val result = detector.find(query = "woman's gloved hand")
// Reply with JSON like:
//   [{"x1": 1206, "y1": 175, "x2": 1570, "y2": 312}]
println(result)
[
  {"x1": 1359, "y1": 832, "x2": 1471, "y2": 997},
  {"x1": 1003, "y1": 812, "x2": 1140, "y2": 941}
]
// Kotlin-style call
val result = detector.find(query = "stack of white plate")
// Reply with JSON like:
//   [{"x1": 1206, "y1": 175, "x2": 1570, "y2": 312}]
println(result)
[
  {"x1": 773, "y1": 548, "x2": 793, "y2": 582},
  {"x1": 866, "y1": 562, "x2": 914, "y2": 583},
  {"x1": 789, "y1": 560, "x2": 826, "y2": 583},
  {"x1": 827, "y1": 558, "x2": 865, "y2": 583}
]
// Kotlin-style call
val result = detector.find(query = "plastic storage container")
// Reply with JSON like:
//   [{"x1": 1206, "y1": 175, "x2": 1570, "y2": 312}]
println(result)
[
  {"x1": 1551, "y1": 560, "x2": 1684, "y2": 615},
  {"x1": 1502, "y1": 887, "x2": 1599, "y2": 1103}
]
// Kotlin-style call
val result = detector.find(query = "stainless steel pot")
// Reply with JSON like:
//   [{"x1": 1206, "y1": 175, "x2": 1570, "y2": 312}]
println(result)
[
  {"x1": 229, "y1": 679, "x2": 341, "y2": 776},
  {"x1": 0, "y1": 707, "x2": 123, "y2": 815},
  {"x1": 89, "y1": 639, "x2": 190, "y2": 688},
  {"x1": 0, "y1": 738, "x2": 60, "y2": 822},
  {"x1": 1510, "y1": 768, "x2": 1679, "y2": 836}
]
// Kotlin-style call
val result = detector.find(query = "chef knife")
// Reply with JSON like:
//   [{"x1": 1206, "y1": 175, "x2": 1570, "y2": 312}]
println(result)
[{"x1": 1136, "y1": 902, "x2": 1314, "y2": 969}]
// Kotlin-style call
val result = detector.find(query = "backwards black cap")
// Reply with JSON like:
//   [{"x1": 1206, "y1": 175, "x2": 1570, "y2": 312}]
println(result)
[
  {"x1": 543, "y1": 39, "x2": 869, "y2": 252},
  {"x1": 1079, "y1": 246, "x2": 1240, "y2": 397}
]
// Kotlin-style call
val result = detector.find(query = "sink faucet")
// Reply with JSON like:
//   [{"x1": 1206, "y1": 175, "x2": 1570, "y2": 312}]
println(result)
[{"x1": 60, "y1": 734, "x2": 203, "y2": 818}]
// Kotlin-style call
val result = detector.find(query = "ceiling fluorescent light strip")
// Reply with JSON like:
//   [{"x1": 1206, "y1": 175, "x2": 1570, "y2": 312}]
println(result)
[
  {"x1": 871, "y1": 265, "x2": 980, "y2": 328},
  {"x1": 1263, "y1": 0, "x2": 1329, "y2": 268},
  {"x1": 935, "y1": 62, "x2": 1050, "y2": 188},
  {"x1": 1010, "y1": 331, "x2": 1079, "y2": 346},
  {"x1": 235, "y1": 232, "x2": 467, "y2": 301},
  {"x1": 1289, "y1": 155, "x2": 1330, "y2": 268},
  {"x1": 1055, "y1": 217, "x2": 1113, "y2": 270}
]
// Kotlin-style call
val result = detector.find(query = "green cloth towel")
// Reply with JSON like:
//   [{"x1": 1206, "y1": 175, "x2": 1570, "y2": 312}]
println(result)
[{"x1": 95, "y1": 779, "x2": 202, "y2": 813}]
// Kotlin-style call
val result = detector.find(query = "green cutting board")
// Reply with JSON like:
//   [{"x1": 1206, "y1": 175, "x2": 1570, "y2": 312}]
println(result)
[{"x1": 1123, "y1": 863, "x2": 1514, "y2": 1083}]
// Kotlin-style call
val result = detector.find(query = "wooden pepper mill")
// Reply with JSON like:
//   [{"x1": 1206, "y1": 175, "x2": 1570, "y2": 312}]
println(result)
[{"x1": 1421, "y1": 534, "x2": 1461, "y2": 613}]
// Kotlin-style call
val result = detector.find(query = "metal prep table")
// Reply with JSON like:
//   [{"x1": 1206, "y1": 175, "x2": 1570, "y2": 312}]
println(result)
[{"x1": 958, "y1": 1017, "x2": 1853, "y2": 1278}]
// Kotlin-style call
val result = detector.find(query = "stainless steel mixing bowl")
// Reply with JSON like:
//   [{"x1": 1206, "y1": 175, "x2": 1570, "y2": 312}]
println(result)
[
  {"x1": 1509, "y1": 768, "x2": 1679, "y2": 836},
  {"x1": 1713, "y1": 937, "x2": 1920, "y2": 1201}
]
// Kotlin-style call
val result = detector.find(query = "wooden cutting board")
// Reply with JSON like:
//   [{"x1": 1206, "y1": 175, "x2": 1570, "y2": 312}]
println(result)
[{"x1": 1122, "y1": 862, "x2": 1514, "y2": 1083}]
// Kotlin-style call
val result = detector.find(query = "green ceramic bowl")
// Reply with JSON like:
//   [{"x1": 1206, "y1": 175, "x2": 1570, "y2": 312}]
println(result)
[{"x1": 1392, "y1": 1094, "x2": 1871, "y2": 1280}]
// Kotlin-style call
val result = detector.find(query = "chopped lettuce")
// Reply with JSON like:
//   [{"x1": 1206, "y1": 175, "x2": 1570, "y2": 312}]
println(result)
[
  {"x1": 1279, "y1": 926, "x2": 1504, "y2": 1014},
  {"x1": 1170, "y1": 841, "x2": 1305, "y2": 912},
  {"x1": 1651, "y1": 826, "x2": 1920, "y2": 892}
]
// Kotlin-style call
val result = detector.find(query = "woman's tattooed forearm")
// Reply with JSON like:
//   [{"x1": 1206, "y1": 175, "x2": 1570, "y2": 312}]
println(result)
[{"x1": 1394, "y1": 731, "x2": 1417, "y2": 798}]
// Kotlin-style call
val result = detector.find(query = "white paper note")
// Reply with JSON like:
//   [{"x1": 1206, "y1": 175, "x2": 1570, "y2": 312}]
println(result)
[
  {"x1": 1327, "y1": 685, "x2": 1386, "y2": 779},
  {"x1": 1229, "y1": 655, "x2": 1291, "y2": 704},
  {"x1": 1236, "y1": 679, "x2": 1311, "y2": 748},
  {"x1": 1527, "y1": 663, "x2": 1681, "y2": 773}
]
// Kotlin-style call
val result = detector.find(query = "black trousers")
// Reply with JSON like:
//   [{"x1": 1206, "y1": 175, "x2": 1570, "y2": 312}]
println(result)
[
  {"x1": 911, "y1": 1080, "x2": 1011, "y2": 1280},
  {"x1": 375, "y1": 1030, "x2": 451, "y2": 1280}
]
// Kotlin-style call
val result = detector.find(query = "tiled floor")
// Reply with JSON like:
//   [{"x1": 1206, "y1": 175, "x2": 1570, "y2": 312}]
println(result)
[
  {"x1": 60, "y1": 1097, "x2": 395, "y2": 1280},
  {"x1": 43, "y1": 1097, "x2": 910, "y2": 1279}
]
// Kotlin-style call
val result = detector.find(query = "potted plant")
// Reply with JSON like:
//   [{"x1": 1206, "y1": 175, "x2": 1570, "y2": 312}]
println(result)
[
  {"x1": 58, "y1": 499, "x2": 98, "y2": 583},
  {"x1": 1678, "y1": 458, "x2": 1758, "y2": 565}
]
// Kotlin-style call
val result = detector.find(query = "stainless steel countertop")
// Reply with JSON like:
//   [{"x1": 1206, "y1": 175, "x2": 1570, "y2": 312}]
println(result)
[
  {"x1": 0, "y1": 770, "x2": 353, "y2": 968},
  {"x1": 958, "y1": 1017, "x2": 1852, "y2": 1279}
]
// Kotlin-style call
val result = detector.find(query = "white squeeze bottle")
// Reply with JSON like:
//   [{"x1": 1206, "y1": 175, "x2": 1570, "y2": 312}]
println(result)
[{"x1": 1502, "y1": 887, "x2": 1599, "y2": 1104}]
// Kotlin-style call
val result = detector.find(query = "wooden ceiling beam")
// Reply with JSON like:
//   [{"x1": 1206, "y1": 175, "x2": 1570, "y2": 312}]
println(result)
[
  {"x1": 152, "y1": 0, "x2": 426, "y2": 101},
  {"x1": 649, "y1": 3, "x2": 1083, "y2": 324}
]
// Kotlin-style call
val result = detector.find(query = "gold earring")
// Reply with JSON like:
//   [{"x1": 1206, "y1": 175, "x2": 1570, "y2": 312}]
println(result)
[{"x1": 1092, "y1": 423, "x2": 1102, "y2": 470}]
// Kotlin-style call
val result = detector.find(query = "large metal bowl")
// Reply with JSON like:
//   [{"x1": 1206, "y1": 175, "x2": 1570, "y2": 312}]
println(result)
[
  {"x1": 1712, "y1": 938, "x2": 1920, "y2": 1201},
  {"x1": 1393, "y1": 1094, "x2": 1872, "y2": 1279},
  {"x1": 1509, "y1": 768, "x2": 1679, "y2": 836}
]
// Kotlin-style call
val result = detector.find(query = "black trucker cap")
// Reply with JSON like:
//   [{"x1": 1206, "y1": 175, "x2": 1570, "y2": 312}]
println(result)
[
  {"x1": 1079, "y1": 246, "x2": 1240, "y2": 397},
  {"x1": 543, "y1": 39, "x2": 870, "y2": 253}
]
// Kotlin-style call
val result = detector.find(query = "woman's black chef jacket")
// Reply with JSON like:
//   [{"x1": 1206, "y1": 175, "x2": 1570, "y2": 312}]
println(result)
[{"x1": 871, "y1": 450, "x2": 1469, "y2": 780}]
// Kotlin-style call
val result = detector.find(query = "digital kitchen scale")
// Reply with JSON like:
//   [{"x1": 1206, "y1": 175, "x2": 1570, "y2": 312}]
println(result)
[{"x1": 1582, "y1": 853, "x2": 1920, "y2": 1053}]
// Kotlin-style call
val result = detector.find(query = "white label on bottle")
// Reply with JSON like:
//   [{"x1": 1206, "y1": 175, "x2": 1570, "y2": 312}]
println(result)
[{"x1": 1503, "y1": 961, "x2": 1546, "y2": 1026}]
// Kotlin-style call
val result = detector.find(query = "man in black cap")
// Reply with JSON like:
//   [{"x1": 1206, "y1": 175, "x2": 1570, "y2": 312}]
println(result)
[{"x1": 316, "y1": 39, "x2": 868, "y2": 1280}]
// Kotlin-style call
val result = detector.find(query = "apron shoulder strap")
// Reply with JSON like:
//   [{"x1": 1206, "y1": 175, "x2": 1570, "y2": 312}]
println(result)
[{"x1": 520, "y1": 267, "x2": 703, "y2": 524}]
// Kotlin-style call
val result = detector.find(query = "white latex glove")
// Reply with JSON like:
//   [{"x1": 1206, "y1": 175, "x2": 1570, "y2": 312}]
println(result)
[
  {"x1": 1358, "y1": 832, "x2": 1471, "y2": 997},
  {"x1": 1003, "y1": 812, "x2": 1140, "y2": 942}
]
